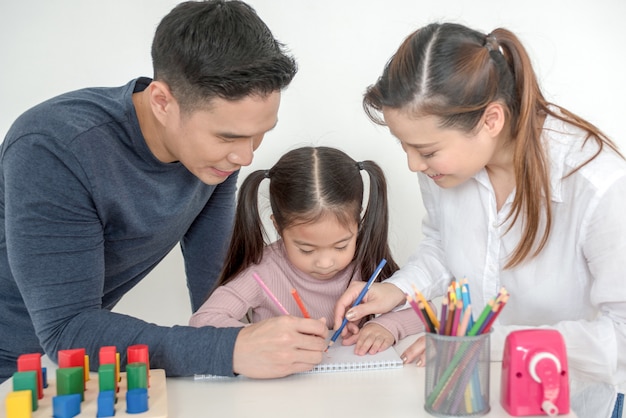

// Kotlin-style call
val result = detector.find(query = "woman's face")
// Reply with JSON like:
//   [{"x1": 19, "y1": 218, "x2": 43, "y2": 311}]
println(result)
[{"x1": 382, "y1": 109, "x2": 500, "y2": 189}]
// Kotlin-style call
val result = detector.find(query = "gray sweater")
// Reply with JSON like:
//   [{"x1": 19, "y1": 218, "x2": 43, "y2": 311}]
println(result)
[{"x1": 0, "y1": 78, "x2": 240, "y2": 382}]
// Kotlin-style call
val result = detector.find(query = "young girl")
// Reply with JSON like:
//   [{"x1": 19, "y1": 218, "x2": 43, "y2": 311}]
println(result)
[
  {"x1": 333, "y1": 23, "x2": 626, "y2": 418},
  {"x1": 190, "y1": 146, "x2": 424, "y2": 353}
]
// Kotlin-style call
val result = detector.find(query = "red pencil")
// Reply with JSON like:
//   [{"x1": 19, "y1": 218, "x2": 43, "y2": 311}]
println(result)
[
  {"x1": 438, "y1": 296, "x2": 448, "y2": 335},
  {"x1": 407, "y1": 294, "x2": 433, "y2": 333},
  {"x1": 451, "y1": 301, "x2": 462, "y2": 336},
  {"x1": 290, "y1": 288, "x2": 310, "y2": 318},
  {"x1": 482, "y1": 293, "x2": 509, "y2": 333}
]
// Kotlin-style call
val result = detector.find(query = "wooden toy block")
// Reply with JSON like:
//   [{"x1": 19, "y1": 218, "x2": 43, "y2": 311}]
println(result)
[
  {"x1": 97, "y1": 364, "x2": 116, "y2": 393},
  {"x1": 98, "y1": 346, "x2": 120, "y2": 385},
  {"x1": 56, "y1": 367, "x2": 84, "y2": 401},
  {"x1": 17, "y1": 353, "x2": 43, "y2": 399},
  {"x1": 58, "y1": 349, "x2": 87, "y2": 390},
  {"x1": 84, "y1": 355, "x2": 90, "y2": 383},
  {"x1": 125, "y1": 388, "x2": 148, "y2": 414},
  {"x1": 5, "y1": 390, "x2": 32, "y2": 418},
  {"x1": 96, "y1": 390, "x2": 115, "y2": 417},
  {"x1": 12, "y1": 371, "x2": 38, "y2": 411},
  {"x1": 41, "y1": 368, "x2": 48, "y2": 389},
  {"x1": 52, "y1": 393, "x2": 81, "y2": 418},
  {"x1": 127, "y1": 344, "x2": 149, "y2": 385},
  {"x1": 21, "y1": 369, "x2": 168, "y2": 417},
  {"x1": 58, "y1": 349, "x2": 85, "y2": 369},
  {"x1": 126, "y1": 363, "x2": 147, "y2": 390},
  {"x1": 7, "y1": 345, "x2": 166, "y2": 417}
]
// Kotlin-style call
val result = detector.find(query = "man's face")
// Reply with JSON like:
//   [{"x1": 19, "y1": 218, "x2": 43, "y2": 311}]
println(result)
[{"x1": 156, "y1": 91, "x2": 281, "y2": 185}]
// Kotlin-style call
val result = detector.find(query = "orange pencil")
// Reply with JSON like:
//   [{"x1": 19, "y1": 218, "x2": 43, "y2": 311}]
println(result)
[{"x1": 290, "y1": 288, "x2": 310, "y2": 318}]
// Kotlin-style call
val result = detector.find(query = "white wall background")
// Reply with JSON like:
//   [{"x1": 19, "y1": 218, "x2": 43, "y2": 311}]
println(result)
[{"x1": 1, "y1": 1, "x2": 625, "y2": 326}]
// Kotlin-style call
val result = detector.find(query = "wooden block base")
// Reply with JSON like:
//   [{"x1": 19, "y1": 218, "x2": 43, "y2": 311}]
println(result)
[{"x1": 29, "y1": 368, "x2": 167, "y2": 417}]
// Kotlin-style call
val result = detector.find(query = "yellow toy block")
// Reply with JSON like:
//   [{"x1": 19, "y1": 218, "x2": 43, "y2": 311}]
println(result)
[{"x1": 5, "y1": 389, "x2": 32, "y2": 418}]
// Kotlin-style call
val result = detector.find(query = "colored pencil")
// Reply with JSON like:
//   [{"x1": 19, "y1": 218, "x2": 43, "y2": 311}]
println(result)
[
  {"x1": 457, "y1": 306, "x2": 472, "y2": 337},
  {"x1": 290, "y1": 288, "x2": 310, "y2": 318},
  {"x1": 418, "y1": 300, "x2": 436, "y2": 334},
  {"x1": 412, "y1": 285, "x2": 440, "y2": 331},
  {"x1": 252, "y1": 272, "x2": 289, "y2": 315},
  {"x1": 460, "y1": 281, "x2": 471, "y2": 322},
  {"x1": 451, "y1": 301, "x2": 463, "y2": 336},
  {"x1": 438, "y1": 296, "x2": 448, "y2": 335},
  {"x1": 327, "y1": 259, "x2": 387, "y2": 349},
  {"x1": 482, "y1": 293, "x2": 509, "y2": 334},
  {"x1": 444, "y1": 301, "x2": 455, "y2": 336},
  {"x1": 407, "y1": 294, "x2": 432, "y2": 333},
  {"x1": 467, "y1": 298, "x2": 494, "y2": 336}
]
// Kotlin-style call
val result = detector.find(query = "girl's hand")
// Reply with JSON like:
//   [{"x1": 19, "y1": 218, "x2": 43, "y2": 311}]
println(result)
[
  {"x1": 337, "y1": 321, "x2": 361, "y2": 344},
  {"x1": 399, "y1": 334, "x2": 426, "y2": 366},
  {"x1": 351, "y1": 323, "x2": 395, "y2": 355}
]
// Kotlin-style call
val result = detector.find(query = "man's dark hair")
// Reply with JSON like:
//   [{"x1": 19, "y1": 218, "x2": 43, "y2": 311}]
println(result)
[{"x1": 152, "y1": 0, "x2": 297, "y2": 111}]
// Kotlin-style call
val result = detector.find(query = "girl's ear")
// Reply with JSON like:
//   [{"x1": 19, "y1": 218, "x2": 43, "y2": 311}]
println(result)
[
  {"x1": 482, "y1": 102, "x2": 506, "y2": 138},
  {"x1": 270, "y1": 215, "x2": 281, "y2": 236}
]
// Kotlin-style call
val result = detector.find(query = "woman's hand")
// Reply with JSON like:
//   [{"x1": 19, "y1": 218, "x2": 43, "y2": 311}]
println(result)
[
  {"x1": 399, "y1": 334, "x2": 426, "y2": 366},
  {"x1": 332, "y1": 282, "x2": 406, "y2": 339}
]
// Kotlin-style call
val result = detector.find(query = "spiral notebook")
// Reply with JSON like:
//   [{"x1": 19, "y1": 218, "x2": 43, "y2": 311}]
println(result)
[
  {"x1": 194, "y1": 337, "x2": 403, "y2": 380},
  {"x1": 303, "y1": 338, "x2": 404, "y2": 374}
]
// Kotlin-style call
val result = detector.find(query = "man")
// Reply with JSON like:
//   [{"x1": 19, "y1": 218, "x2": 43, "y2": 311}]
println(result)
[{"x1": 0, "y1": 0, "x2": 327, "y2": 383}]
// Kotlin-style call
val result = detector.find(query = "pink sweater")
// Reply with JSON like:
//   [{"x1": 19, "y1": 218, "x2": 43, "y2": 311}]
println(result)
[{"x1": 189, "y1": 240, "x2": 424, "y2": 342}]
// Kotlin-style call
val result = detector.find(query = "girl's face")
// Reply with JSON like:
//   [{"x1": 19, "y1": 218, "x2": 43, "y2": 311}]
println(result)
[
  {"x1": 382, "y1": 108, "x2": 501, "y2": 189},
  {"x1": 281, "y1": 213, "x2": 358, "y2": 281}
]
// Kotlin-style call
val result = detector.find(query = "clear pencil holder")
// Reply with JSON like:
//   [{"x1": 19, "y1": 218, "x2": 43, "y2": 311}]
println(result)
[{"x1": 424, "y1": 332, "x2": 491, "y2": 417}]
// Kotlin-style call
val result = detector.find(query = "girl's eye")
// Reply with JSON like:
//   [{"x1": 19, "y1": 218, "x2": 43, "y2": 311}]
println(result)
[
  {"x1": 299, "y1": 249, "x2": 314, "y2": 255},
  {"x1": 421, "y1": 152, "x2": 436, "y2": 159},
  {"x1": 335, "y1": 245, "x2": 348, "y2": 251}
]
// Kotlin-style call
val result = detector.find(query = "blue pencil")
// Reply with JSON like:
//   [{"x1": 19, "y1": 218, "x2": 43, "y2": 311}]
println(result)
[{"x1": 327, "y1": 258, "x2": 387, "y2": 349}]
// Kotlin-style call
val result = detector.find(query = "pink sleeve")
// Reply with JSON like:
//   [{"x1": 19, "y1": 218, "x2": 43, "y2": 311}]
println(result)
[{"x1": 189, "y1": 280, "x2": 257, "y2": 328}]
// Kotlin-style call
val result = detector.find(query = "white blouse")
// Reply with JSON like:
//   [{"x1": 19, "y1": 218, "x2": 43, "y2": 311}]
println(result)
[{"x1": 387, "y1": 114, "x2": 626, "y2": 418}]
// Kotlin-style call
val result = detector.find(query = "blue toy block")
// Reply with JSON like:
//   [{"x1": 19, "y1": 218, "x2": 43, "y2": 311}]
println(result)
[
  {"x1": 52, "y1": 393, "x2": 81, "y2": 418},
  {"x1": 126, "y1": 387, "x2": 148, "y2": 414},
  {"x1": 42, "y1": 367, "x2": 48, "y2": 388},
  {"x1": 97, "y1": 390, "x2": 116, "y2": 417}
]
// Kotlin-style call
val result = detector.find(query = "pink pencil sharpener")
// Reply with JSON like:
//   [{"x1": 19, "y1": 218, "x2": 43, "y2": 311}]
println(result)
[{"x1": 501, "y1": 329, "x2": 570, "y2": 416}]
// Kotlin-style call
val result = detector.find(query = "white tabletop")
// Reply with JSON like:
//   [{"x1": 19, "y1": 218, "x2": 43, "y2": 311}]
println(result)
[{"x1": 1, "y1": 335, "x2": 577, "y2": 418}]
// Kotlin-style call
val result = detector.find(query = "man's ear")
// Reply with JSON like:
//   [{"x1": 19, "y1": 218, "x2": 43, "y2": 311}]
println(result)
[{"x1": 148, "y1": 80, "x2": 177, "y2": 125}]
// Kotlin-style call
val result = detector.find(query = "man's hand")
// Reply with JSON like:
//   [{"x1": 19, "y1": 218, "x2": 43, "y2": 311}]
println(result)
[{"x1": 232, "y1": 316, "x2": 328, "y2": 378}]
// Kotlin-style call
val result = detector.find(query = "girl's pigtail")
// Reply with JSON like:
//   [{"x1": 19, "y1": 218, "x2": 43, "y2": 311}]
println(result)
[
  {"x1": 355, "y1": 161, "x2": 399, "y2": 282},
  {"x1": 214, "y1": 170, "x2": 268, "y2": 289}
]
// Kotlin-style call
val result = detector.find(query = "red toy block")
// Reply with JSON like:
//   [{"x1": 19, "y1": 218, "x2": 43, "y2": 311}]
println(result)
[
  {"x1": 17, "y1": 353, "x2": 43, "y2": 399},
  {"x1": 127, "y1": 344, "x2": 150, "y2": 385}
]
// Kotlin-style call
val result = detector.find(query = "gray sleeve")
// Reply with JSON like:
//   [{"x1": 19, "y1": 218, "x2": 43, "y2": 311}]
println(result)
[{"x1": 2, "y1": 134, "x2": 240, "y2": 377}]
